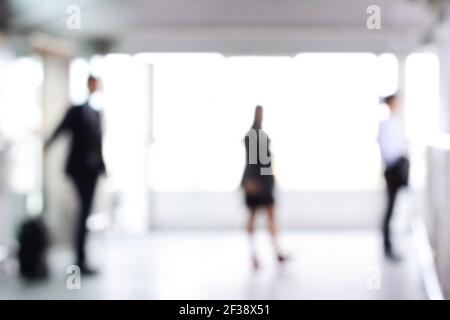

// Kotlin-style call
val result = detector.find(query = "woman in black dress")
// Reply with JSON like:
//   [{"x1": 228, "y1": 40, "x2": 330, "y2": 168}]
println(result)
[{"x1": 241, "y1": 106, "x2": 287, "y2": 270}]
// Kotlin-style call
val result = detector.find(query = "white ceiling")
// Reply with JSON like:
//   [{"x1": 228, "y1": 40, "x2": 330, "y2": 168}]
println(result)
[{"x1": 6, "y1": 0, "x2": 442, "y2": 54}]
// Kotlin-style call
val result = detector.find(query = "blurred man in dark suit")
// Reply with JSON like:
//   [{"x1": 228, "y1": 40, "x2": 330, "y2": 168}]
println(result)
[{"x1": 45, "y1": 76, "x2": 105, "y2": 275}]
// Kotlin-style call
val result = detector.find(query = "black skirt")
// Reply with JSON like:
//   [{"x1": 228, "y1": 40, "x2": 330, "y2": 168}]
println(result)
[{"x1": 243, "y1": 175, "x2": 275, "y2": 209}]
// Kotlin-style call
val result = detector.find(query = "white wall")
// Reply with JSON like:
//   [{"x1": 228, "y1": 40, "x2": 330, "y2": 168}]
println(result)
[
  {"x1": 426, "y1": 14, "x2": 450, "y2": 298},
  {"x1": 0, "y1": 40, "x2": 11, "y2": 245},
  {"x1": 0, "y1": 148, "x2": 10, "y2": 245}
]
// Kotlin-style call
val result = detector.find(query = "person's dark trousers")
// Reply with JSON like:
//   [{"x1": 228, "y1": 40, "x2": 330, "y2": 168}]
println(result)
[
  {"x1": 382, "y1": 157, "x2": 409, "y2": 255},
  {"x1": 382, "y1": 176, "x2": 400, "y2": 254},
  {"x1": 71, "y1": 172, "x2": 99, "y2": 268}
]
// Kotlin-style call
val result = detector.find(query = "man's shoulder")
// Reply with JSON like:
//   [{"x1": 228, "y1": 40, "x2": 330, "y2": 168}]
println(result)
[
  {"x1": 64, "y1": 105, "x2": 85, "y2": 121},
  {"x1": 71, "y1": 103, "x2": 86, "y2": 109},
  {"x1": 67, "y1": 104, "x2": 81, "y2": 112},
  {"x1": 68, "y1": 104, "x2": 89, "y2": 114}
]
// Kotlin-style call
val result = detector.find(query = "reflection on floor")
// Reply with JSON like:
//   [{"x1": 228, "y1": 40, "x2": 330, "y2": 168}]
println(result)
[{"x1": 0, "y1": 230, "x2": 426, "y2": 299}]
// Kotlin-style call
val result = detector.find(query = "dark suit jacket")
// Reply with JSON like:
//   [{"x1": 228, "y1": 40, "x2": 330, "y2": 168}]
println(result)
[{"x1": 47, "y1": 103, "x2": 106, "y2": 179}]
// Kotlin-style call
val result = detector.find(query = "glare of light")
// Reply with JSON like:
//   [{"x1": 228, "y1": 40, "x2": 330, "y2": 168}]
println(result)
[
  {"x1": 89, "y1": 55, "x2": 105, "y2": 77},
  {"x1": 377, "y1": 53, "x2": 398, "y2": 97},
  {"x1": 150, "y1": 53, "x2": 384, "y2": 192},
  {"x1": 0, "y1": 57, "x2": 43, "y2": 194},
  {"x1": 1, "y1": 57, "x2": 43, "y2": 140},
  {"x1": 69, "y1": 57, "x2": 89, "y2": 105},
  {"x1": 405, "y1": 53, "x2": 440, "y2": 141}
]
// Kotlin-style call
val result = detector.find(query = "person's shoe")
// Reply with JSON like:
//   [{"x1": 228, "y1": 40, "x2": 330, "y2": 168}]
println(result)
[
  {"x1": 252, "y1": 257, "x2": 260, "y2": 271},
  {"x1": 79, "y1": 265, "x2": 99, "y2": 276},
  {"x1": 384, "y1": 249, "x2": 402, "y2": 262},
  {"x1": 277, "y1": 254, "x2": 289, "y2": 264}
]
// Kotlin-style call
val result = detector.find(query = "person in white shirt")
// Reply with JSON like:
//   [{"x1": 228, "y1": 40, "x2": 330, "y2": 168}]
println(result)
[{"x1": 378, "y1": 93, "x2": 410, "y2": 260}]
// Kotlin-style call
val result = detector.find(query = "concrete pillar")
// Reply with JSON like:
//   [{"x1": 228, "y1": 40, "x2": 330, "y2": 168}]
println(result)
[{"x1": 34, "y1": 39, "x2": 75, "y2": 245}]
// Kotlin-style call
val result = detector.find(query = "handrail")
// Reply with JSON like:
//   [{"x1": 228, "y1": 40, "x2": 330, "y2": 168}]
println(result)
[
  {"x1": 411, "y1": 132, "x2": 449, "y2": 299},
  {"x1": 411, "y1": 212, "x2": 445, "y2": 300}
]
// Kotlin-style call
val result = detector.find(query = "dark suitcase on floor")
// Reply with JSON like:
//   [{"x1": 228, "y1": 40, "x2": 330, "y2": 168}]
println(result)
[{"x1": 17, "y1": 217, "x2": 50, "y2": 280}]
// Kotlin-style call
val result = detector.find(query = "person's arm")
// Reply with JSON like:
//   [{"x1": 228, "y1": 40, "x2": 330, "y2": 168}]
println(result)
[
  {"x1": 44, "y1": 108, "x2": 72, "y2": 150},
  {"x1": 241, "y1": 136, "x2": 250, "y2": 186}
]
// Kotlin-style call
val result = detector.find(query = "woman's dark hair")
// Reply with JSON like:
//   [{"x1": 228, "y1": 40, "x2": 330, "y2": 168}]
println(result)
[
  {"x1": 382, "y1": 93, "x2": 397, "y2": 106},
  {"x1": 252, "y1": 105, "x2": 263, "y2": 130},
  {"x1": 87, "y1": 75, "x2": 98, "y2": 84}
]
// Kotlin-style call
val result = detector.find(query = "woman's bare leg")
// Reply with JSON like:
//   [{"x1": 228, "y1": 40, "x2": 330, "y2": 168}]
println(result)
[
  {"x1": 246, "y1": 207, "x2": 259, "y2": 269},
  {"x1": 267, "y1": 204, "x2": 286, "y2": 262}
]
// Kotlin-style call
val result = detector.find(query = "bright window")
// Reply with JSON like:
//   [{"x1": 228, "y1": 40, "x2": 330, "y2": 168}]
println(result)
[
  {"x1": 150, "y1": 53, "x2": 395, "y2": 191},
  {"x1": 405, "y1": 53, "x2": 440, "y2": 141}
]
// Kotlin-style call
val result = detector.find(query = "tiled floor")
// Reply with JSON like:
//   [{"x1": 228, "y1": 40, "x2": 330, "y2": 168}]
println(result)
[{"x1": 0, "y1": 230, "x2": 426, "y2": 299}]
